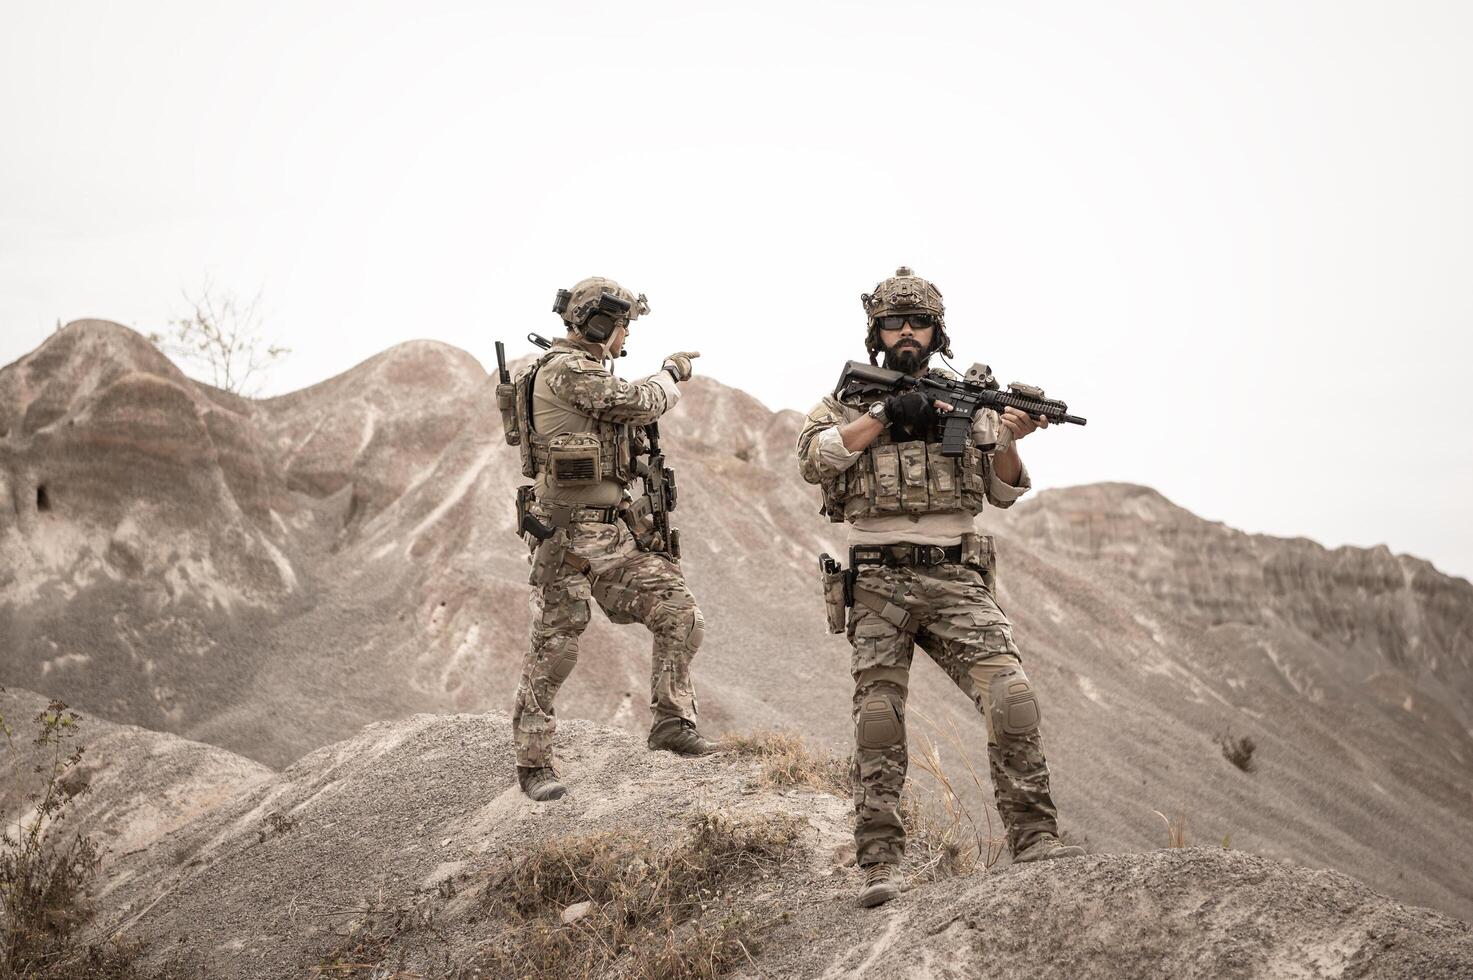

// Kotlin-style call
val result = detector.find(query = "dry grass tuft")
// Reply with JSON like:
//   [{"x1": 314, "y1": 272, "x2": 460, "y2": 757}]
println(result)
[
  {"x1": 466, "y1": 807, "x2": 804, "y2": 979},
  {"x1": 1152, "y1": 810, "x2": 1189, "y2": 848},
  {"x1": 720, "y1": 730, "x2": 850, "y2": 797},
  {"x1": 905, "y1": 710, "x2": 1007, "y2": 880}
]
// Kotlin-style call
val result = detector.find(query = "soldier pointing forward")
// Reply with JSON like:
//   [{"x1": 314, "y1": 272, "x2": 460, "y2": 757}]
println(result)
[
  {"x1": 498, "y1": 277, "x2": 712, "y2": 803},
  {"x1": 797, "y1": 267, "x2": 1083, "y2": 908}
]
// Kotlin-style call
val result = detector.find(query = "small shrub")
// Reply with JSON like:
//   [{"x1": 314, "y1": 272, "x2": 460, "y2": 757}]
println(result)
[
  {"x1": 719, "y1": 730, "x2": 849, "y2": 797},
  {"x1": 1219, "y1": 733, "x2": 1258, "y2": 773},
  {"x1": 0, "y1": 691, "x2": 167, "y2": 978}
]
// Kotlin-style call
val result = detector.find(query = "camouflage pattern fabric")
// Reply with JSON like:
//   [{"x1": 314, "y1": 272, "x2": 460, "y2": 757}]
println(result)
[
  {"x1": 540, "y1": 345, "x2": 675, "y2": 424},
  {"x1": 847, "y1": 562, "x2": 1060, "y2": 865},
  {"x1": 513, "y1": 517, "x2": 703, "y2": 769}
]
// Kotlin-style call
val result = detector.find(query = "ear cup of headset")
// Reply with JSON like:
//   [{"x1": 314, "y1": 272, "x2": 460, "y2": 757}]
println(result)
[{"x1": 583, "y1": 312, "x2": 615, "y2": 343}]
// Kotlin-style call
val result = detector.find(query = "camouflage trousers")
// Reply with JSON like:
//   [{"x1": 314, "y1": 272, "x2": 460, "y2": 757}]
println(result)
[
  {"x1": 847, "y1": 562, "x2": 1061, "y2": 866},
  {"x1": 513, "y1": 517, "x2": 705, "y2": 769}
]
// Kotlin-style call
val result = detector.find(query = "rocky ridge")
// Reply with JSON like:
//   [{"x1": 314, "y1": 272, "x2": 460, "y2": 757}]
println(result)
[{"x1": 2, "y1": 321, "x2": 1471, "y2": 925}]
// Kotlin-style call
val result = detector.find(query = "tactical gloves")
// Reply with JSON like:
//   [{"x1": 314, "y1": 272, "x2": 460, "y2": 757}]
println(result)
[
  {"x1": 883, "y1": 391, "x2": 935, "y2": 441},
  {"x1": 662, "y1": 351, "x2": 700, "y2": 383}
]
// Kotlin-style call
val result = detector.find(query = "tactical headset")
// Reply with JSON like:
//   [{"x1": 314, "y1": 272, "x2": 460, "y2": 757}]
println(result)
[{"x1": 553, "y1": 289, "x2": 635, "y2": 344}]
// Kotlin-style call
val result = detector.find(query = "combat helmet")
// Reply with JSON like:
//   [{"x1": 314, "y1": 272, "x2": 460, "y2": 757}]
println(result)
[
  {"x1": 861, "y1": 266, "x2": 951, "y2": 365},
  {"x1": 553, "y1": 277, "x2": 651, "y2": 344}
]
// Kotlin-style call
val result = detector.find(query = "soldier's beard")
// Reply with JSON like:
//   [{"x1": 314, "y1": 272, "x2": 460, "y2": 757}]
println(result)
[{"x1": 882, "y1": 342, "x2": 928, "y2": 375}]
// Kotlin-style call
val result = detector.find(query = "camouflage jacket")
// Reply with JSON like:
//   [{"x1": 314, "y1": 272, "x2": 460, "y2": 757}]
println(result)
[{"x1": 515, "y1": 338, "x2": 680, "y2": 507}]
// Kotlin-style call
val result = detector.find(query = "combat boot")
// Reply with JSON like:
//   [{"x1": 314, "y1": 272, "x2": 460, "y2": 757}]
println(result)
[
  {"x1": 856, "y1": 863, "x2": 902, "y2": 908},
  {"x1": 1012, "y1": 834, "x2": 1084, "y2": 864},
  {"x1": 647, "y1": 717, "x2": 715, "y2": 756},
  {"x1": 518, "y1": 766, "x2": 567, "y2": 802}
]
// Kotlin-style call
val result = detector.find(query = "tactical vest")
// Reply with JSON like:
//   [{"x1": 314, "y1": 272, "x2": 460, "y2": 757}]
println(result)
[
  {"x1": 819, "y1": 398, "x2": 991, "y2": 523},
  {"x1": 505, "y1": 348, "x2": 636, "y2": 490}
]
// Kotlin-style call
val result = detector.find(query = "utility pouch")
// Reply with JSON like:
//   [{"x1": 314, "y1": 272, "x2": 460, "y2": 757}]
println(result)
[
  {"x1": 819, "y1": 553, "x2": 849, "y2": 634},
  {"x1": 496, "y1": 383, "x2": 520, "y2": 446},
  {"x1": 546, "y1": 433, "x2": 603, "y2": 488},
  {"x1": 961, "y1": 532, "x2": 998, "y2": 591},
  {"x1": 869, "y1": 444, "x2": 902, "y2": 512},
  {"x1": 898, "y1": 442, "x2": 929, "y2": 511},
  {"x1": 926, "y1": 443, "x2": 959, "y2": 509}
]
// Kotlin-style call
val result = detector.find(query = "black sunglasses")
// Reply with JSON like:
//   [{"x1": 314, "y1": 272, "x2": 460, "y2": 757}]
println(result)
[{"x1": 875, "y1": 314, "x2": 936, "y2": 332}]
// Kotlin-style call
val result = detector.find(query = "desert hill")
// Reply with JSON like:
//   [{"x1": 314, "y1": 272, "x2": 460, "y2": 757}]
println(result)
[
  {"x1": 1, "y1": 687, "x2": 1469, "y2": 979},
  {"x1": 2, "y1": 320, "x2": 1472, "y2": 924}
]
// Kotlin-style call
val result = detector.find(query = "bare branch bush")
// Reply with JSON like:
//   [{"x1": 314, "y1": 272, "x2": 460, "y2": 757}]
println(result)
[
  {"x1": 0, "y1": 688, "x2": 164, "y2": 977},
  {"x1": 147, "y1": 278, "x2": 289, "y2": 395}
]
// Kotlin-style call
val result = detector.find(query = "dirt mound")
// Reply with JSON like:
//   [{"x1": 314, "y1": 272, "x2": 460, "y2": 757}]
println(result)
[{"x1": 58, "y1": 710, "x2": 1472, "y2": 979}]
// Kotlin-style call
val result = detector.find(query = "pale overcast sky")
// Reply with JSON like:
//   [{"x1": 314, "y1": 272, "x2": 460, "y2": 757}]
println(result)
[{"x1": 2, "y1": 1, "x2": 1470, "y2": 579}]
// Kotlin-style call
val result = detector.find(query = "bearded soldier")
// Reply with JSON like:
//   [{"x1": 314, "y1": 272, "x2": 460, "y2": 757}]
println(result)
[
  {"x1": 501, "y1": 277, "x2": 712, "y2": 803},
  {"x1": 797, "y1": 267, "x2": 1083, "y2": 908}
]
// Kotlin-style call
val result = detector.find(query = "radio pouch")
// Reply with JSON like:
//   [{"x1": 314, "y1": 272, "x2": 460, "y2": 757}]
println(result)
[{"x1": 496, "y1": 383, "x2": 520, "y2": 446}]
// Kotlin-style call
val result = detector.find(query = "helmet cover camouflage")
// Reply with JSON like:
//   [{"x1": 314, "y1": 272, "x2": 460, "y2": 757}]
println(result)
[
  {"x1": 559, "y1": 277, "x2": 650, "y2": 335},
  {"x1": 861, "y1": 266, "x2": 951, "y2": 363}
]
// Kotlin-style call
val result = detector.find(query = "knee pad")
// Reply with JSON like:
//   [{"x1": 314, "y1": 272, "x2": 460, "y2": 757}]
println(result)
[
  {"x1": 654, "y1": 602, "x2": 704, "y2": 653},
  {"x1": 544, "y1": 639, "x2": 579, "y2": 684},
  {"x1": 686, "y1": 608, "x2": 705, "y2": 652},
  {"x1": 990, "y1": 669, "x2": 1040, "y2": 738},
  {"x1": 856, "y1": 692, "x2": 904, "y2": 750}
]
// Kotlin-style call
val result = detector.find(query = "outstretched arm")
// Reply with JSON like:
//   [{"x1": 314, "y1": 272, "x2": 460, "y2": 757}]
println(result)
[{"x1": 544, "y1": 358, "x2": 681, "y2": 425}]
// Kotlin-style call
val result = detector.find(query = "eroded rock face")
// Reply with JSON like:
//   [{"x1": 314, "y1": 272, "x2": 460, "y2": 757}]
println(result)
[
  {"x1": 0, "y1": 323, "x2": 485, "y2": 739},
  {"x1": 1006, "y1": 483, "x2": 1473, "y2": 731},
  {"x1": 252, "y1": 340, "x2": 486, "y2": 535}
]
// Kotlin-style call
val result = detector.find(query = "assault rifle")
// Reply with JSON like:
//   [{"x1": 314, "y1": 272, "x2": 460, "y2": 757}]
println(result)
[
  {"x1": 638, "y1": 422, "x2": 680, "y2": 559},
  {"x1": 836, "y1": 360, "x2": 1086, "y2": 457}
]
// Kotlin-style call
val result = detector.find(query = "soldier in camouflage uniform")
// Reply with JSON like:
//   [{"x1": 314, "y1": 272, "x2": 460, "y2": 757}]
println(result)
[
  {"x1": 797, "y1": 267, "x2": 1083, "y2": 907},
  {"x1": 503, "y1": 277, "x2": 713, "y2": 803}
]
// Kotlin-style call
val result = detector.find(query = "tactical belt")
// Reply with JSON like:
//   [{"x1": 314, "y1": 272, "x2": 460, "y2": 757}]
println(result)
[
  {"x1": 542, "y1": 504, "x2": 621, "y2": 527},
  {"x1": 849, "y1": 543, "x2": 963, "y2": 568}
]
